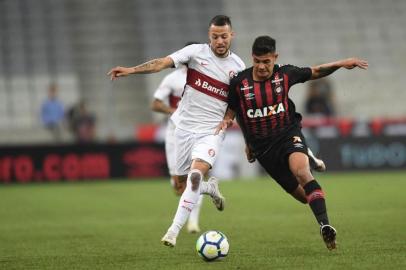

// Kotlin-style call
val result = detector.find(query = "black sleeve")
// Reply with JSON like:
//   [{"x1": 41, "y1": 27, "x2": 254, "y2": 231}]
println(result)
[
  {"x1": 227, "y1": 77, "x2": 239, "y2": 112},
  {"x1": 284, "y1": 65, "x2": 312, "y2": 87}
]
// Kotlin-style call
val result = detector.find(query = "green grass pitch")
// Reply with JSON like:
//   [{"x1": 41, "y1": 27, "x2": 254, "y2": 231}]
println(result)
[{"x1": 0, "y1": 172, "x2": 405, "y2": 270}]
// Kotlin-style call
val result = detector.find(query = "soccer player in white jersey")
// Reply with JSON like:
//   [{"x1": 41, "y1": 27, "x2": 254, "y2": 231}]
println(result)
[
  {"x1": 151, "y1": 54, "x2": 204, "y2": 234},
  {"x1": 108, "y1": 15, "x2": 245, "y2": 247}
]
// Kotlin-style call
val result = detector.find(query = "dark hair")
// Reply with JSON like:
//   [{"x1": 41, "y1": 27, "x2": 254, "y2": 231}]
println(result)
[
  {"x1": 252, "y1": 35, "x2": 276, "y2": 56},
  {"x1": 209, "y1": 15, "x2": 232, "y2": 28}
]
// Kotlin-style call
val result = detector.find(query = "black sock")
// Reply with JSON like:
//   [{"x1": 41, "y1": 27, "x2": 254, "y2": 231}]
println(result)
[{"x1": 303, "y1": 180, "x2": 329, "y2": 226}]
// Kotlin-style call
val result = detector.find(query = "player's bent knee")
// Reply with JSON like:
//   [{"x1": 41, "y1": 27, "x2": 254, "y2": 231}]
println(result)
[
  {"x1": 189, "y1": 169, "x2": 203, "y2": 191},
  {"x1": 190, "y1": 173, "x2": 201, "y2": 191}
]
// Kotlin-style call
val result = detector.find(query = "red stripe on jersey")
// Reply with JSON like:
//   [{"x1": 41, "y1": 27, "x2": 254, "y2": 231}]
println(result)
[
  {"x1": 186, "y1": 68, "x2": 229, "y2": 102},
  {"x1": 169, "y1": 95, "x2": 181, "y2": 109},
  {"x1": 265, "y1": 80, "x2": 277, "y2": 132},
  {"x1": 253, "y1": 82, "x2": 266, "y2": 135},
  {"x1": 253, "y1": 82, "x2": 263, "y2": 108},
  {"x1": 283, "y1": 74, "x2": 290, "y2": 124}
]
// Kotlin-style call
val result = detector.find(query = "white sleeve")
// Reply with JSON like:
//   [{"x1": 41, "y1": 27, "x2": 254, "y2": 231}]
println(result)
[
  {"x1": 169, "y1": 44, "x2": 201, "y2": 68},
  {"x1": 153, "y1": 74, "x2": 173, "y2": 101}
]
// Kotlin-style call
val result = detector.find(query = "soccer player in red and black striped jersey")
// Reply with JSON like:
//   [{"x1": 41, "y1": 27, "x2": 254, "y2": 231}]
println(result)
[{"x1": 216, "y1": 35, "x2": 368, "y2": 250}]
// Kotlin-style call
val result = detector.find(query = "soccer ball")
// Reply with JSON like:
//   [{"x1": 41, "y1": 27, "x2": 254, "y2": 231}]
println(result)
[{"x1": 196, "y1": 230, "x2": 229, "y2": 261}]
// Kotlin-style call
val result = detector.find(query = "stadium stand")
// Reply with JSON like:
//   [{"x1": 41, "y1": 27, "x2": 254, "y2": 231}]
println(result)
[{"x1": 0, "y1": 0, "x2": 405, "y2": 143}]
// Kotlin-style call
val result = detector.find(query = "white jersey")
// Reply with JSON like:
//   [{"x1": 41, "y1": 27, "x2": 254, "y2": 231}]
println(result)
[
  {"x1": 153, "y1": 67, "x2": 186, "y2": 109},
  {"x1": 169, "y1": 44, "x2": 245, "y2": 133}
]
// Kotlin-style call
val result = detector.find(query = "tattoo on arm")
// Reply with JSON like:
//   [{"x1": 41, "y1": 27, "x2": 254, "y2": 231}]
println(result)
[
  {"x1": 313, "y1": 65, "x2": 339, "y2": 79},
  {"x1": 134, "y1": 59, "x2": 163, "y2": 74}
]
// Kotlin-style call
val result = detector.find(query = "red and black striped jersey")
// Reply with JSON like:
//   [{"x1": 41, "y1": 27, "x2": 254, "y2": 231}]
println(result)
[{"x1": 228, "y1": 64, "x2": 311, "y2": 143}]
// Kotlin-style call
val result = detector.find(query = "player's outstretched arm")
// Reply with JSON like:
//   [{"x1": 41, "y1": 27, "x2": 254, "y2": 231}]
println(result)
[
  {"x1": 310, "y1": 57, "x2": 368, "y2": 80},
  {"x1": 107, "y1": 56, "x2": 174, "y2": 80},
  {"x1": 214, "y1": 108, "x2": 236, "y2": 135}
]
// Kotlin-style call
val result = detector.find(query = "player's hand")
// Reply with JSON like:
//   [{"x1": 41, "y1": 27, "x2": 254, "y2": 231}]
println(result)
[
  {"x1": 107, "y1": 66, "x2": 134, "y2": 80},
  {"x1": 342, "y1": 58, "x2": 368, "y2": 70},
  {"x1": 214, "y1": 119, "x2": 233, "y2": 135},
  {"x1": 245, "y1": 145, "x2": 256, "y2": 163}
]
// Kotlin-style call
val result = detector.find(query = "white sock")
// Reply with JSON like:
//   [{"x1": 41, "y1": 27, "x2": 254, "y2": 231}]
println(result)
[
  {"x1": 188, "y1": 195, "x2": 203, "y2": 226},
  {"x1": 168, "y1": 169, "x2": 202, "y2": 235}
]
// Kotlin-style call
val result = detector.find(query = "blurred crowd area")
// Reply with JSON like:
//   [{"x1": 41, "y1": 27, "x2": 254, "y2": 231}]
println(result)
[{"x1": 0, "y1": 0, "x2": 405, "y2": 145}]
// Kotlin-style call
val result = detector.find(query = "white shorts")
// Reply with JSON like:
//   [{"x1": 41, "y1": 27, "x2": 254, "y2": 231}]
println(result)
[
  {"x1": 165, "y1": 120, "x2": 177, "y2": 176},
  {"x1": 174, "y1": 127, "x2": 225, "y2": 176}
]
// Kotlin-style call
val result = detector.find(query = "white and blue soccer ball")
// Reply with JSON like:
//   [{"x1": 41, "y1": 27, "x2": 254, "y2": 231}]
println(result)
[{"x1": 196, "y1": 230, "x2": 229, "y2": 261}]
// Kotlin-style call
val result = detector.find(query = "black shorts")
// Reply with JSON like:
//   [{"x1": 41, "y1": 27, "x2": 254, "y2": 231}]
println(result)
[{"x1": 254, "y1": 128, "x2": 308, "y2": 193}]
